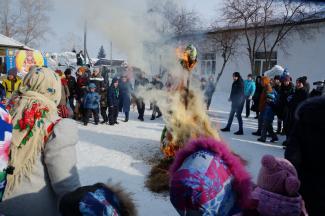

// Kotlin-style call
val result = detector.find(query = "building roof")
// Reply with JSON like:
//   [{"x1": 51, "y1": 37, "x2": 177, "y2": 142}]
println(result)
[
  {"x1": 177, "y1": 10, "x2": 325, "y2": 38},
  {"x1": 0, "y1": 34, "x2": 32, "y2": 50}
]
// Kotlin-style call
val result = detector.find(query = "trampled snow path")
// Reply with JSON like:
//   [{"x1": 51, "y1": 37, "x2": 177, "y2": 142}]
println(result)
[{"x1": 76, "y1": 92, "x2": 284, "y2": 216}]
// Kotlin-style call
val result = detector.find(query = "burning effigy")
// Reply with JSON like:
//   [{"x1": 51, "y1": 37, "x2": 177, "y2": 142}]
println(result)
[{"x1": 146, "y1": 45, "x2": 220, "y2": 193}]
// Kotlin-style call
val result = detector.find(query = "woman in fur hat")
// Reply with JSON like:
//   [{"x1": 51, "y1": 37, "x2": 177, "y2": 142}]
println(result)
[{"x1": 0, "y1": 67, "x2": 80, "y2": 216}]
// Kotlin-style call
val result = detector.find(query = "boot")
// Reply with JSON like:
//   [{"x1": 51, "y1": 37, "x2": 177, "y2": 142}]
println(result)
[
  {"x1": 270, "y1": 136, "x2": 279, "y2": 143},
  {"x1": 220, "y1": 127, "x2": 230, "y2": 132},
  {"x1": 257, "y1": 137, "x2": 266, "y2": 143},
  {"x1": 234, "y1": 130, "x2": 243, "y2": 135},
  {"x1": 150, "y1": 115, "x2": 156, "y2": 120},
  {"x1": 156, "y1": 113, "x2": 162, "y2": 118},
  {"x1": 252, "y1": 131, "x2": 261, "y2": 136}
]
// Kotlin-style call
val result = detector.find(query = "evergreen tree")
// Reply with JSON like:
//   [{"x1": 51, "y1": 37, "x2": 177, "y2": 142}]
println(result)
[{"x1": 97, "y1": 45, "x2": 106, "y2": 59}]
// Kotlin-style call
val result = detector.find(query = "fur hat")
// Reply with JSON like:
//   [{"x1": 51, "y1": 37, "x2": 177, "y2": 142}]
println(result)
[
  {"x1": 296, "y1": 76, "x2": 307, "y2": 86},
  {"x1": 59, "y1": 183, "x2": 137, "y2": 216},
  {"x1": 257, "y1": 155, "x2": 300, "y2": 197},
  {"x1": 169, "y1": 137, "x2": 251, "y2": 215},
  {"x1": 8, "y1": 68, "x2": 18, "y2": 77}
]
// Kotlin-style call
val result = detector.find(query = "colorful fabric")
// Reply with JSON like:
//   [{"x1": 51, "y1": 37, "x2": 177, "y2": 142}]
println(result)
[
  {"x1": 170, "y1": 138, "x2": 252, "y2": 216},
  {"x1": 79, "y1": 188, "x2": 120, "y2": 216},
  {"x1": 170, "y1": 150, "x2": 239, "y2": 215},
  {"x1": 252, "y1": 186, "x2": 302, "y2": 216},
  {"x1": 4, "y1": 66, "x2": 61, "y2": 197},
  {"x1": 0, "y1": 104, "x2": 12, "y2": 201}
]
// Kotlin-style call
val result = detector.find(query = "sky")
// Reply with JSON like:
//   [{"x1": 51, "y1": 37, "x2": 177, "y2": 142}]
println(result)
[{"x1": 39, "y1": 0, "x2": 222, "y2": 58}]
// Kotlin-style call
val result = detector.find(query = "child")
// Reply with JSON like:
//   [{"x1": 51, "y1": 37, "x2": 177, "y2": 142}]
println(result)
[
  {"x1": 250, "y1": 155, "x2": 307, "y2": 216},
  {"x1": 169, "y1": 137, "x2": 251, "y2": 215},
  {"x1": 100, "y1": 86, "x2": 109, "y2": 124},
  {"x1": 108, "y1": 78, "x2": 119, "y2": 125},
  {"x1": 83, "y1": 83, "x2": 100, "y2": 125},
  {"x1": 257, "y1": 92, "x2": 278, "y2": 143},
  {"x1": 59, "y1": 182, "x2": 137, "y2": 216}
]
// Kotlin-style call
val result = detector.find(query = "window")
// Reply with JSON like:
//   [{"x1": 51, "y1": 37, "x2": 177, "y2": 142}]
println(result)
[
  {"x1": 200, "y1": 53, "x2": 216, "y2": 76},
  {"x1": 254, "y1": 51, "x2": 277, "y2": 76}
]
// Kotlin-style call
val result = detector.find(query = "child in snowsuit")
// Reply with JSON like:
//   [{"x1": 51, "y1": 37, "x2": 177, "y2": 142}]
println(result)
[
  {"x1": 100, "y1": 86, "x2": 109, "y2": 124},
  {"x1": 83, "y1": 83, "x2": 100, "y2": 125},
  {"x1": 249, "y1": 155, "x2": 307, "y2": 216},
  {"x1": 59, "y1": 182, "x2": 137, "y2": 216},
  {"x1": 108, "y1": 78, "x2": 120, "y2": 125},
  {"x1": 257, "y1": 92, "x2": 278, "y2": 143}
]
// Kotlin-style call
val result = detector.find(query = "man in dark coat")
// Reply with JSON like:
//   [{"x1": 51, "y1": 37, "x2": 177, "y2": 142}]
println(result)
[
  {"x1": 285, "y1": 96, "x2": 325, "y2": 215},
  {"x1": 277, "y1": 75, "x2": 295, "y2": 135},
  {"x1": 134, "y1": 73, "x2": 149, "y2": 121},
  {"x1": 108, "y1": 78, "x2": 120, "y2": 125},
  {"x1": 251, "y1": 76, "x2": 262, "y2": 119},
  {"x1": 221, "y1": 72, "x2": 245, "y2": 135},
  {"x1": 64, "y1": 68, "x2": 77, "y2": 113},
  {"x1": 76, "y1": 51, "x2": 84, "y2": 66},
  {"x1": 119, "y1": 76, "x2": 132, "y2": 122}
]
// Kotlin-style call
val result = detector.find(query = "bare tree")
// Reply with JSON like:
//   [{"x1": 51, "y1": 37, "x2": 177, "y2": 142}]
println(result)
[
  {"x1": 223, "y1": 0, "x2": 321, "y2": 74},
  {"x1": 210, "y1": 29, "x2": 239, "y2": 85},
  {"x1": 0, "y1": 0, "x2": 21, "y2": 38},
  {"x1": 17, "y1": 0, "x2": 52, "y2": 46},
  {"x1": 147, "y1": 0, "x2": 201, "y2": 37},
  {"x1": 59, "y1": 32, "x2": 83, "y2": 52}
]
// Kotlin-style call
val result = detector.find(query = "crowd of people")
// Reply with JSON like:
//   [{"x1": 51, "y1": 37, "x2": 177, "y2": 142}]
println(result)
[
  {"x1": 0, "y1": 64, "x2": 324, "y2": 215},
  {"x1": 221, "y1": 71, "x2": 324, "y2": 146}
]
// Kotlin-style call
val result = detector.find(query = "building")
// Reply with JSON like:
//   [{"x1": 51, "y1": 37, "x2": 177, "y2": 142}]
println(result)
[
  {"x1": 177, "y1": 14, "x2": 325, "y2": 91},
  {"x1": 0, "y1": 34, "x2": 32, "y2": 74}
]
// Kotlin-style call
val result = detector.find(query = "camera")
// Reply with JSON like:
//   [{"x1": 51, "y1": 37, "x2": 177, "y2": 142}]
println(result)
[{"x1": 310, "y1": 80, "x2": 325, "y2": 97}]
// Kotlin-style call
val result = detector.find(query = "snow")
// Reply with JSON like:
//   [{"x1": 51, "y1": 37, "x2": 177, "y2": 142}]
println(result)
[{"x1": 76, "y1": 91, "x2": 284, "y2": 215}]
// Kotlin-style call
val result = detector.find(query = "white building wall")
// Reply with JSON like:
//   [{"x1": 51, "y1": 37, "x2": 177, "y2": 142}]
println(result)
[{"x1": 201, "y1": 22, "x2": 325, "y2": 92}]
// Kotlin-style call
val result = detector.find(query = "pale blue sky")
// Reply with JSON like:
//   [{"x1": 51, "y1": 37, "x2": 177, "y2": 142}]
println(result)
[{"x1": 40, "y1": 0, "x2": 222, "y2": 58}]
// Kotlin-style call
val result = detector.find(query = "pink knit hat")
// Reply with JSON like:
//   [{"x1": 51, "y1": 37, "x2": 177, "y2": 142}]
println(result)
[{"x1": 257, "y1": 155, "x2": 300, "y2": 196}]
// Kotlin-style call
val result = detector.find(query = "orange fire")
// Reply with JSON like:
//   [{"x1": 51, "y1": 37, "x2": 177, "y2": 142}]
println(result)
[{"x1": 176, "y1": 47, "x2": 197, "y2": 71}]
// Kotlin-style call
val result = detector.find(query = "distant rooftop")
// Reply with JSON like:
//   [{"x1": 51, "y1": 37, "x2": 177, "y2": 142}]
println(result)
[{"x1": 0, "y1": 34, "x2": 32, "y2": 50}]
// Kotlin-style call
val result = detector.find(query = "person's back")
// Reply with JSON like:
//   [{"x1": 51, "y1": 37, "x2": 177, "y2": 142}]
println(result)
[{"x1": 285, "y1": 96, "x2": 325, "y2": 215}]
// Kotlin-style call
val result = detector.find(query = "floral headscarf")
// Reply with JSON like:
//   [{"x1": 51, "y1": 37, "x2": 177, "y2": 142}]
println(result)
[{"x1": 4, "y1": 66, "x2": 61, "y2": 197}]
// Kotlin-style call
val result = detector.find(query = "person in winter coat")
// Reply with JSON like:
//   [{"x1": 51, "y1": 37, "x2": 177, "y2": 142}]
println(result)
[
  {"x1": 244, "y1": 74, "x2": 256, "y2": 118},
  {"x1": 75, "y1": 67, "x2": 89, "y2": 120},
  {"x1": 271, "y1": 75, "x2": 282, "y2": 134},
  {"x1": 169, "y1": 138, "x2": 251, "y2": 216},
  {"x1": 2, "y1": 68, "x2": 22, "y2": 99},
  {"x1": 83, "y1": 83, "x2": 100, "y2": 125},
  {"x1": 252, "y1": 76, "x2": 273, "y2": 137},
  {"x1": 221, "y1": 72, "x2": 245, "y2": 135},
  {"x1": 100, "y1": 85, "x2": 109, "y2": 124},
  {"x1": 55, "y1": 70, "x2": 70, "y2": 118},
  {"x1": 150, "y1": 76, "x2": 163, "y2": 120},
  {"x1": 0, "y1": 82, "x2": 5, "y2": 102},
  {"x1": 251, "y1": 76, "x2": 262, "y2": 119},
  {"x1": 0, "y1": 67, "x2": 80, "y2": 216},
  {"x1": 278, "y1": 75, "x2": 295, "y2": 135},
  {"x1": 204, "y1": 76, "x2": 216, "y2": 110},
  {"x1": 119, "y1": 76, "x2": 133, "y2": 122},
  {"x1": 134, "y1": 73, "x2": 149, "y2": 121},
  {"x1": 249, "y1": 155, "x2": 307, "y2": 216},
  {"x1": 89, "y1": 68, "x2": 104, "y2": 93},
  {"x1": 108, "y1": 78, "x2": 120, "y2": 125},
  {"x1": 64, "y1": 68, "x2": 77, "y2": 113},
  {"x1": 285, "y1": 96, "x2": 325, "y2": 215},
  {"x1": 257, "y1": 92, "x2": 279, "y2": 143},
  {"x1": 283, "y1": 77, "x2": 309, "y2": 146},
  {"x1": 76, "y1": 51, "x2": 84, "y2": 66}
]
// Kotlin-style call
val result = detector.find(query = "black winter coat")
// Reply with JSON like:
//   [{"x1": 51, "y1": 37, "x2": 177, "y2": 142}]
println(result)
[
  {"x1": 277, "y1": 83, "x2": 294, "y2": 119},
  {"x1": 108, "y1": 86, "x2": 119, "y2": 107},
  {"x1": 89, "y1": 75, "x2": 104, "y2": 93},
  {"x1": 230, "y1": 78, "x2": 245, "y2": 107},
  {"x1": 66, "y1": 76, "x2": 77, "y2": 96},
  {"x1": 285, "y1": 96, "x2": 325, "y2": 216}
]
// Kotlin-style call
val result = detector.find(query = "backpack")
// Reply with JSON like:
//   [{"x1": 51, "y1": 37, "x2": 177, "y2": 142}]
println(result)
[{"x1": 0, "y1": 104, "x2": 14, "y2": 201}]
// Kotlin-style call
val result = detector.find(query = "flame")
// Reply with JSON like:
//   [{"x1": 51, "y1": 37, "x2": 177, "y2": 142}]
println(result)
[{"x1": 176, "y1": 47, "x2": 197, "y2": 71}]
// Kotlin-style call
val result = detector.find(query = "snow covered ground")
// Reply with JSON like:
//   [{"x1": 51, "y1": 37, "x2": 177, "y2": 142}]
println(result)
[{"x1": 76, "y1": 91, "x2": 284, "y2": 216}]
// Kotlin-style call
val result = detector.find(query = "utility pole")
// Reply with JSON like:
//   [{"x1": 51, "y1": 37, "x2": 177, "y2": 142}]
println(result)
[
  {"x1": 83, "y1": 21, "x2": 92, "y2": 65},
  {"x1": 110, "y1": 41, "x2": 113, "y2": 67}
]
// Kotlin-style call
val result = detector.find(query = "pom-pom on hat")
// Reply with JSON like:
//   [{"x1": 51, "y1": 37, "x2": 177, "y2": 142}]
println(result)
[{"x1": 257, "y1": 155, "x2": 300, "y2": 197}]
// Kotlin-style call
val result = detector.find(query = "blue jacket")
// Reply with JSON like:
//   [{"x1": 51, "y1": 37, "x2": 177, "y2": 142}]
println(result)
[
  {"x1": 261, "y1": 91, "x2": 278, "y2": 122},
  {"x1": 244, "y1": 80, "x2": 256, "y2": 97},
  {"x1": 83, "y1": 92, "x2": 100, "y2": 109}
]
